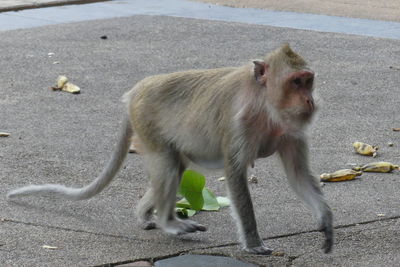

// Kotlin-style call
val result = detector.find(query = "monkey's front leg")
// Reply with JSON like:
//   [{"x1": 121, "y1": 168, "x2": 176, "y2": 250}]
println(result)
[
  {"x1": 278, "y1": 136, "x2": 333, "y2": 253},
  {"x1": 224, "y1": 158, "x2": 273, "y2": 254}
]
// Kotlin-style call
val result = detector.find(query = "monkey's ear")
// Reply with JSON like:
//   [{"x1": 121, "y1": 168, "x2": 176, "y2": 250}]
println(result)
[{"x1": 253, "y1": 61, "x2": 268, "y2": 86}]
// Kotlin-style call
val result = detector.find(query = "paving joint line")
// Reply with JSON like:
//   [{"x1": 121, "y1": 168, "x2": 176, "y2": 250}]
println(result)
[
  {"x1": 3, "y1": 214, "x2": 399, "y2": 242},
  {"x1": 3, "y1": 215, "x2": 399, "y2": 266},
  {"x1": 1, "y1": 217, "x2": 150, "y2": 243}
]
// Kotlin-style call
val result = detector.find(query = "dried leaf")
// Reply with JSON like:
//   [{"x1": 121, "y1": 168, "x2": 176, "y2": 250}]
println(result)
[{"x1": 393, "y1": 128, "x2": 400, "y2": 132}]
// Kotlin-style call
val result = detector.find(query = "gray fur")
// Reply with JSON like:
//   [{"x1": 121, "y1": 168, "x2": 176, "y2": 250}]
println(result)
[{"x1": 7, "y1": 44, "x2": 333, "y2": 254}]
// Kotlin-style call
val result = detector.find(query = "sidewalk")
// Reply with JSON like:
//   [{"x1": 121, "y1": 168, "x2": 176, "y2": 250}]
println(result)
[
  {"x1": 194, "y1": 0, "x2": 400, "y2": 22},
  {"x1": 0, "y1": 1, "x2": 399, "y2": 267},
  {"x1": 0, "y1": 0, "x2": 108, "y2": 12},
  {"x1": 1, "y1": 0, "x2": 400, "y2": 39},
  {"x1": 2, "y1": 0, "x2": 400, "y2": 22}
]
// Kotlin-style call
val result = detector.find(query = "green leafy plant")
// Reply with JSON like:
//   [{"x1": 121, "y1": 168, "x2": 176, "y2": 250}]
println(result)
[{"x1": 176, "y1": 170, "x2": 230, "y2": 218}]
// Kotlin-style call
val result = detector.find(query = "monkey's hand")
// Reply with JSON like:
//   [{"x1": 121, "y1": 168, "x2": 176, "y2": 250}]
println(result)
[{"x1": 321, "y1": 223, "x2": 333, "y2": 253}]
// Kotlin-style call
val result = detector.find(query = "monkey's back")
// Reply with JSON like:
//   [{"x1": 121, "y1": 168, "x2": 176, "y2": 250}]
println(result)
[{"x1": 126, "y1": 66, "x2": 249, "y2": 157}]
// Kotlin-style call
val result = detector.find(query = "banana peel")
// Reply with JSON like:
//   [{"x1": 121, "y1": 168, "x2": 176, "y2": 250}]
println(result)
[
  {"x1": 57, "y1": 75, "x2": 68, "y2": 88},
  {"x1": 353, "y1": 161, "x2": 399, "y2": 173},
  {"x1": 353, "y1": 142, "x2": 378, "y2": 157},
  {"x1": 320, "y1": 169, "x2": 362, "y2": 182},
  {"x1": 51, "y1": 75, "x2": 80, "y2": 94},
  {"x1": 0, "y1": 132, "x2": 10, "y2": 137}
]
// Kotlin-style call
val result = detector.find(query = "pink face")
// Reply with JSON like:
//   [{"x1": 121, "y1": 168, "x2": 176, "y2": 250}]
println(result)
[{"x1": 279, "y1": 70, "x2": 315, "y2": 119}]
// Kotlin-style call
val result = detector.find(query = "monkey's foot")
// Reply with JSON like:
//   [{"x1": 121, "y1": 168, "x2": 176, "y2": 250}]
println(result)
[
  {"x1": 140, "y1": 220, "x2": 157, "y2": 230},
  {"x1": 322, "y1": 228, "x2": 333, "y2": 253},
  {"x1": 244, "y1": 245, "x2": 273, "y2": 255},
  {"x1": 162, "y1": 219, "x2": 207, "y2": 235}
]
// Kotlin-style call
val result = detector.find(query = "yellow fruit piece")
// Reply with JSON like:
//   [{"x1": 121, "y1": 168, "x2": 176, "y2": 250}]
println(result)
[
  {"x1": 353, "y1": 142, "x2": 378, "y2": 157},
  {"x1": 320, "y1": 169, "x2": 362, "y2": 182},
  {"x1": 57, "y1": 75, "x2": 68, "y2": 88},
  {"x1": 353, "y1": 161, "x2": 399, "y2": 173},
  {"x1": 62, "y1": 82, "x2": 80, "y2": 94},
  {"x1": 0, "y1": 132, "x2": 10, "y2": 137}
]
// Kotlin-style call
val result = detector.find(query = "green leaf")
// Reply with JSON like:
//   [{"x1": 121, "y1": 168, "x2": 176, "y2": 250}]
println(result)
[
  {"x1": 176, "y1": 198, "x2": 191, "y2": 209},
  {"x1": 201, "y1": 188, "x2": 220, "y2": 211},
  {"x1": 186, "y1": 209, "x2": 197, "y2": 217},
  {"x1": 176, "y1": 207, "x2": 188, "y2": 218},
  {"x1": 178, "y1": 170, "x2": 205, "y2": 211},
  {"x1": 216, "y1": 196, "x2": 231, "y2": 208},
  {"x1": 175, "y1": 207, "x2": 197, "y2": 218}
]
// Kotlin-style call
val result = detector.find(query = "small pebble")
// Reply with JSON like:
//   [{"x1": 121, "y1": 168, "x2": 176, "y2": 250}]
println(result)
[{"x1": 248, "y1": 175, "x2": 258, "y2": 183}]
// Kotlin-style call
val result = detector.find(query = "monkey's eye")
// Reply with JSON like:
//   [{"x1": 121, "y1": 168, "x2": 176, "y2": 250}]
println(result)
[{"x1": 292, "y1": 78, "x2": 301, "y2": 86}]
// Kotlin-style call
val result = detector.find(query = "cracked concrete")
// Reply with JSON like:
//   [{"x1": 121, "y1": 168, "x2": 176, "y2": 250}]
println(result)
[
  {"x1": 189, "y1": 218, "x2": 400, "y2": 267},
  {"x1": 0, "y1": 7, "x2": 399, "y2": 267},
  {"x1": 3, "y1": 216, "x2": 397, "y2": 266}
]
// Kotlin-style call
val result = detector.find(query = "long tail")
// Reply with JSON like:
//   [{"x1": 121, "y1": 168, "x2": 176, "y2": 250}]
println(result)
[{"x1": 7, "y1": 117, "x2": 133, "y2": 200}]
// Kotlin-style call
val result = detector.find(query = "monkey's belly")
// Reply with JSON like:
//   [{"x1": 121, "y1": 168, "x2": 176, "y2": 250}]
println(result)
[
  {"x1": 185, "y1": 154, "x2": 225, "y2": 169},
  {"x1": 257, "y1": 139, "x2": 281, "y2": 158}
]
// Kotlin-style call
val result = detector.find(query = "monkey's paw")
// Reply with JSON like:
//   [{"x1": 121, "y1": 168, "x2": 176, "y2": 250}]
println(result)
[
  {"x1": 320, "y1": 219, "x2": 333, "y2": 253},
  {"x1": 140, "y1": 221, "x2": 157, "y2": 230},
  {"x1": 162, "y1": 219, "x2": 207, "y2": 235},
  {"x1": 244, "y1": 245, "x2": 273, "y2": 255}
]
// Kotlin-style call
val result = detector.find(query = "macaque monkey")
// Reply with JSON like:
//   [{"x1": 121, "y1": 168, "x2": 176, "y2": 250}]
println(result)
[{"x1": 7, "y1": 44, "x2": 333, "y2": 254}]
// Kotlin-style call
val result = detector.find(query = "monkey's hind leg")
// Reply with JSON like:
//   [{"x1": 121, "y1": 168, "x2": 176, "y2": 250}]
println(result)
[
  {"x1": 136, "y1": 188, "x2": 157, "y2": 230},
  {"x1": 145, "y1": 150, "x2": 206, "y2": 235}
]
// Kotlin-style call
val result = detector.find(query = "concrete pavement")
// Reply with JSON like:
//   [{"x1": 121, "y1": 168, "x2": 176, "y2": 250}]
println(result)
[
  {"x1": 195, "y1": 0, "x2": 400, "y2": 22},
  {"x1": 0, "y1": 0, "x2": 108, "y2": 12},
  {"x1": 2, "y1": 0, "x2": 399, "y2": 22},
  {"x1": 0, "y1": 1, "x2": 399, "y2": 267},
  {"x1": 1, "y1": 0, "x2": 400, "y2": 39}
]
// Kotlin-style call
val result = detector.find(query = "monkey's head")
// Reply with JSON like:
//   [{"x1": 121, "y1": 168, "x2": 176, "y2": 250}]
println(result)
[{"x1": 253, "y1": 44, "x2": 316, "y2": 123}]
